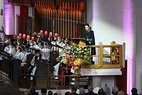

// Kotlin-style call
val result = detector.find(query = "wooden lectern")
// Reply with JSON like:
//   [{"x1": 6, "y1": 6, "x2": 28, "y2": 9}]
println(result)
[{"x1": 71, "y1": 38, "x2": 90, "y2": 47}]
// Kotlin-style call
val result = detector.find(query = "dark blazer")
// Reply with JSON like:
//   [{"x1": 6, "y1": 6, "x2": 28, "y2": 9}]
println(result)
[
  {"x1": 84, "y1": 30, "x2": 95, "y2": 45},
  {"x1": 85, "y1": 91, "x2": 98, "y2": 95},
  {"x1": 84, "y1": 30, "x2": 96, "y2": 55}
]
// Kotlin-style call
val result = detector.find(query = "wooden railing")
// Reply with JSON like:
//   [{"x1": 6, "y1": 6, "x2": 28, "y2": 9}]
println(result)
[
  {"x1": 0, "y1": 60, "x2": 21, "y2": 81},
  {"x1": 20, "y1": 74, "x2": 91, "y2": 89},
  {"x1": 83, "y1": 44, "x2": 124, "y2": 68}
]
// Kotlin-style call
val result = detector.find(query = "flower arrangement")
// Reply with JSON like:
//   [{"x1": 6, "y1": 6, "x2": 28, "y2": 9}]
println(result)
[{"x1": 60, "y1": 45, "x2": 91, "y2": 66}]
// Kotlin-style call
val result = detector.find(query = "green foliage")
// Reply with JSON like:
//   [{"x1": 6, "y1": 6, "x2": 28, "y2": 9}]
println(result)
[{"x1": 64, "y1": 45, "x2": 91, "y2": 65}]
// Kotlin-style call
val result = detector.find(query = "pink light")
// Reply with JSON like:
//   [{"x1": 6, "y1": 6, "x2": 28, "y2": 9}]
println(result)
[
  {"x1": 123, "y1": 0, "x2": 134, "y2": 94},
  {"x1": 4, "y1": 3, "x2": 14, "y2": 35}
]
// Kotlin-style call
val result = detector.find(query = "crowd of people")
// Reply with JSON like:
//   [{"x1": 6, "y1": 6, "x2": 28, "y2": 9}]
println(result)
[
  {"x1": 3, "y1": 31, "x2": 67, "y2": 61},
  {"x1": 28, "y1": 85, "x2": 139, "y2": 95},
  {"x1": 1, "y1": 31, "x2": 76, "y2": 80}
]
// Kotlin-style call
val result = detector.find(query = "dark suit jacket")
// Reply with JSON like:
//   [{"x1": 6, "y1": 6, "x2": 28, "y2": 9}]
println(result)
[
  {"x1": 84, "y1": 30, "x2": 95, "y2": 45},
  {"x1": 84, "y1": 30, "x2": 96, "y2": 55},
  {"x1": 85, "y1": 91, "x2": 98, "y2": 95}
]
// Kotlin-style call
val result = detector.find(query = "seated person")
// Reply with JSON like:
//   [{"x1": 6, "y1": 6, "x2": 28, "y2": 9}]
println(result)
[{"x1": 71, "y1": 86, "x2": 79, "y2": 95}]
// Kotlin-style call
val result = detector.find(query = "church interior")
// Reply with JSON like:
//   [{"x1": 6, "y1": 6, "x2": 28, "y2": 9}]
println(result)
[{"x1": 0, "y1": 0, "x2": 142, "y2": 95}]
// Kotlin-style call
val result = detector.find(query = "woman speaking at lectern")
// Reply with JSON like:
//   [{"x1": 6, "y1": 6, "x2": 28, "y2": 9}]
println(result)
[{"x1": 83, "y1": 23, "x2": 96, "y2": 55}]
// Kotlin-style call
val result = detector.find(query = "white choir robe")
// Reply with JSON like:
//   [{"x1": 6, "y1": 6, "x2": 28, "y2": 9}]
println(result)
[
  {"x1": 8, "y1": 46, "x2": 16, "y2": 56},
  {"x1": 33, "y1": 44, "x2": 39, "y2": 49},
  {"x1": 51, "y1": 41, "x2": 59, "y2": 51},
  {"x1": 34, "y1": 44, "x2": 42, "y2": 50},
  {"x1": 14, "y1": 50, "x2": 21, "y2": 59},
  {"x1": 30, "y1": 66, "x2": 37, "y2": 80},
  {"x1": 14, "y1": 51, "x2": 28, "y2": 66},
  {"x1": 40, "y1": 47, "x2": 50, "y2": 61},
  {"x1": 22, "y1": 52, "x2": 31, "y2": 61},
  {"x1": 30, "y1": 45, "x2": 34, "y2": 49},
  {"x1": 57, "y1": 41, "x2": 65, "y2": 47},
  {"x1": 30, "y1": 55, "x2": 36, "y2": 66},
  {"x1": 21, "y1": 52, "x2": 31, "y2": 66},
  {"x1": 51, "y1": 41, "x2": 56, "y2": 45},
  {"x1": 52, "y1": 46, "x2": 58, "y2": 51},
  {"x1": 53, "y1": 63, "x2": 60, "y2": 79},
  {"x1": 30, "y1": 55, "x2": 40, "y2": 66},
  {"x1": 4, "y1": 46, "x2": 10, "y2": 53},
  {"x1": 20, "y1": 52, "x2": 25, "y2": 60},
  {"x1": 14, "y1": 51, "x2": 24, "y2": 60},
  {"x1": 57, "y1": 42, "x2": 65, "y2": 52}
]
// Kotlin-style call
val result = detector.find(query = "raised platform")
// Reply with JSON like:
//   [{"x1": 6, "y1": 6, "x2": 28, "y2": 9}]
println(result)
[{"x1": 80, "y1": 68, "x2": 122, "y2": 76}]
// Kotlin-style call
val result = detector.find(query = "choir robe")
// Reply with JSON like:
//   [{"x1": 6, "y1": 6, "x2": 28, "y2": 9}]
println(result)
[
  {"x1": 51, "y1": 41, "x2": 58, "y2": 51},
  {"x1": 30, "y1": 54, "x2": 40, "y2": 66},
  {"x1": 56, "y1": 41, "x2": 65, "y2": 52},
  {"x1": 22, "y1": 52, "x2": 31, "y2": 61},
  {"x1": 40, "y1": 47, "x2": 51, "y2": 61},
  {"x1": 4, "y1": 46, "x2": 10, "y2": 53},
  {"x1": 33, "y1": 44, "x2": 41, "y2": 50},
  {"x1": 53, "y1": 63, "x2": 60, "y2": 79},
  {"x1": 28, "y1": 54, "x2": 40, "y2": 80},
  {"x1": 7, "y1": 46, "x2": 16, "y2": 55},
  {"x1": 20, "y1": 52, "x2": 25, "y2": 60},
  {"x1": 13, "y1": 51, "x2": 24, "y2": 60},
  {"x1": 13, "y1": 50, "x2": 21, "y2": 59},
  {"x1": 21, "y1": 52, "x2": 31, "y2": 74}
]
